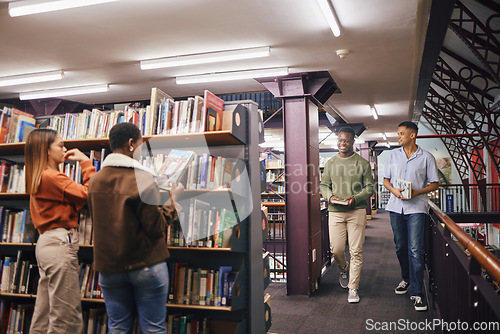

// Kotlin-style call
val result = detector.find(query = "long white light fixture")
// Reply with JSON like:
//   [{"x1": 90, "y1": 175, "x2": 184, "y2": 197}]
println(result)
[
  {"x1": 20, "y1": 84, "x2": 109, "y2": 100},
  {"x1": 371, "y1": 106, "x2": 379, "y2": 120},
  {"x1": 316, "y1": 0, "x2": 341, "y2": 37},
  {"x1": 176, "y1": 67, "x2": 289, "y2": 85},
  {"x1": 141, "y1": 46, "x2": 271, "y2": 70},
  {"x1": 0, "y1": 70, "x2": 63, "y2": 87},
  {"x1": 9, "y1": 0, "x2": 119, "y2": 17}
]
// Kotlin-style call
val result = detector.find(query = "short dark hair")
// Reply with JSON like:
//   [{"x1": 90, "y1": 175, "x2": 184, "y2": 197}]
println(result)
[
  {"x1": 338, "y1": 127, "x2": 355, "y2": 140},
  {"x1": 398, "y1": 121, "x2": 418, "y2": 133},
  {"x1": 109, "y1": 122, "x2": 142, "y2": 151}
]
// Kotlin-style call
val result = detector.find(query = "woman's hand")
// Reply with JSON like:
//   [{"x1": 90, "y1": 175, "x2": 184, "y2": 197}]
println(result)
[{"x1": 64, "y1": 148, "x2": 90, "y2": 163}]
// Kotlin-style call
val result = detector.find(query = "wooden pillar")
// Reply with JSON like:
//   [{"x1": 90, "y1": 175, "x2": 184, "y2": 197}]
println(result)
[{"x1": 258, "y1": 71, "x2": 340, "y2": 295}]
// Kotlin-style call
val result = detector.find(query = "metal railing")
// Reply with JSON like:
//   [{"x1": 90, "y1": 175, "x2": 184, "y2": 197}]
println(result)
[
  {"x1": 378, "y1": 183, "x2": 500, "y2": 213},
  {"x1": 426, "y1": 201, "x2": 500, "y2": 328},
  {"x1": 262, "y1": 202, "x2": 287, "y2": 283}
]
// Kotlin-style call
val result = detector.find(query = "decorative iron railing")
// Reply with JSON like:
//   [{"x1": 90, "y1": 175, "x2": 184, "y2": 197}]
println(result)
[{"x1": 426, "y1": 201, "x2": 500, "y2": 330}]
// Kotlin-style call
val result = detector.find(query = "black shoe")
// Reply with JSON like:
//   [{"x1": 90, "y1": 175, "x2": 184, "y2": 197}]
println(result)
[
  {"x1": 394, "y1": 280, "x2": 410, "y2": 294},
  {"x1": 410, "y1": 295, "x2": 428, "y2": 311}
]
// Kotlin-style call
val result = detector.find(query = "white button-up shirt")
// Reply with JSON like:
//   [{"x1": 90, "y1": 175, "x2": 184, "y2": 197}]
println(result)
[{"x1": 384, "y1": 146, "x2": 439, "y2": 214}]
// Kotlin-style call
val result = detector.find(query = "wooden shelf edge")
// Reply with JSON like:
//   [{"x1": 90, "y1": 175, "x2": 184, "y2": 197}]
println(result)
[{"x1": 167, "y1": 303, "x2": 232, "y2": 311}]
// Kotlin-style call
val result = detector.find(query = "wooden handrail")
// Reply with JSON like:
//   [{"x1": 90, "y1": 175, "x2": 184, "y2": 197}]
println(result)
[
  {"x1": 429, "y1": 201, "x2": 500, "y2": 284},
  {"x1": 261, "y1": 202, "x2": 285, "y2": 207}
]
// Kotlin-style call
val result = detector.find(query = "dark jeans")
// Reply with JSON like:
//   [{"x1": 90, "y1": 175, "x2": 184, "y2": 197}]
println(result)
[{"x1": 389, "y1": 212, "x2": 426, "y2": 297}]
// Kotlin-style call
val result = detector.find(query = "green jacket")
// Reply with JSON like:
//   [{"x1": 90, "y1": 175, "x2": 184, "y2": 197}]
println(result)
[{"x1": 319, "y1": 153, "x2": 374, "y2": 212}]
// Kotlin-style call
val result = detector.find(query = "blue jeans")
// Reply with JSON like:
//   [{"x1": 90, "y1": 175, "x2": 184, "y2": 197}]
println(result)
[
  {"x1": 389, "y1": 212, "x2": 426, "y2": 297},
  {"x1": 99, "y1": 262, "x2": 169, "y2": 334}
]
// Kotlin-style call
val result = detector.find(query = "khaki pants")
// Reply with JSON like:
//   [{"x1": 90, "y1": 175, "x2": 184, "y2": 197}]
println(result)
[
  {"x1": 30, "y1": 228, "x2": 83, "y2": 334},
  {"x1": 329, "y1": 209, "x2": 367, "y2": 290}
]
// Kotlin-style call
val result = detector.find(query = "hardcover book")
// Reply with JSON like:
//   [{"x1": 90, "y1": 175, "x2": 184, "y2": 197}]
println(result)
[
  {"x1": 331, "y1": 198, "x2": 349, "y2": 206},
  {"x1": 156, "y1": 150, "x2": 196, "y2": 189},
  {"x1": 396, "y1": 179, "x2": 412, "y2": 199},
  {"x1": 203, "y1": 90, "x2": 224, "y2": 132}
]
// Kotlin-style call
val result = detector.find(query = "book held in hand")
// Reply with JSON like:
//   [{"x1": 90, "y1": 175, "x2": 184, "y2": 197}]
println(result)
[
  {"x1": 396, "y1": 179, "x2": 412, "y2": 199},
  {"x1": 156, "y1": 150, "x2": 196, "y2": 190},
  {"x1": 331, "y1": 198, "x2": 349, "y2": 206}
]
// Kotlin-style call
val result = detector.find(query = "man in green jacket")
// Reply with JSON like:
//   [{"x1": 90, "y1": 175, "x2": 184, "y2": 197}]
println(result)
[{"x1": 320, "y1": 127, "x2": 374, "y2": 303}]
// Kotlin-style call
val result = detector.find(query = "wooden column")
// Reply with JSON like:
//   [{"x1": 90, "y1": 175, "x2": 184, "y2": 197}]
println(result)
[{"x1": 258, "y1": 71, "x2": 340, "y2": 295}]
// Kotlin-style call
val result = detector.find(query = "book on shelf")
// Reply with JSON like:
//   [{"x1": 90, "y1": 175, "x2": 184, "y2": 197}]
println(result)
[
  {"x1": 167, "y1": 264, "x2": 237, "y2": 308},
  {"x1": 395, "y1": 179, "x2": 412, "y2": 199},
  {"x1": 203, "y1": 90, "x2": 224, "y2": 132},
  {"x1": 150, "y1": 87, "x2": 173, "y2": 136},
  {"x1": 0, "y1": 108, "x2": 35, "y2": 144},
  {"x1": 156, "y1": 150, "x2": 196, "y2": 190}
]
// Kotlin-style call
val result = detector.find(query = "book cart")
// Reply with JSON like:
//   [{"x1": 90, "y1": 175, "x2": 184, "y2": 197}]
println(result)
[{"x1": 0, "y1": 99, "x2": 269, "y2": 333}]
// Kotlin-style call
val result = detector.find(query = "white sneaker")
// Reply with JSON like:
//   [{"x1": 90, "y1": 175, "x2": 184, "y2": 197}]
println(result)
[
  {"x1": 410, "y1": 295, "x2": 428, "y2": 311},
  {"x1": 348, "y1": 289, "x2": 360, "y2": 303}
]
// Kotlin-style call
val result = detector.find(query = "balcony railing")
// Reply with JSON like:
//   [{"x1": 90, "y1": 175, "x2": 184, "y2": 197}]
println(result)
[
  {"x1": 378, "y1": 184, "x2": 500, "y2": 213},
  {"x1": 426, "y1": 201, "x2": 500, "y2": 327}
]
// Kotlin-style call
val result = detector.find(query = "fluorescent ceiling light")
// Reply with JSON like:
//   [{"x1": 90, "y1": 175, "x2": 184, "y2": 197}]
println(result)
[
  {"x1": 20, "y1": 84, "x2": 109, "y2": 100},
  {"x1": 355, "y1": 138, "x2": 365, "y2": 144},
  {"x1": 9, "y1": 0, "x2": 119, "y2": 17},
  {"x1": 316, "y1": 0, "x2": 341, "y2": 37},
  {"x1": 371, "y1": 106, "x2": 378, "y2": 120},
  {"x1": 141, "y1": 46, "x2": 271, "y2": 70},
  {"x1": 0, "y1": 70, "x2": 63, "y2": 87},
  {"x1": 176, "y1": 67, "x2": 289, "y2": 85}
]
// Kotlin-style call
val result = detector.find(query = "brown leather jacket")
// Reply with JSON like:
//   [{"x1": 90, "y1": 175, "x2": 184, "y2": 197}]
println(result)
[{"x1": 88, "y1": 153, "x2": 178, "y2": 272}]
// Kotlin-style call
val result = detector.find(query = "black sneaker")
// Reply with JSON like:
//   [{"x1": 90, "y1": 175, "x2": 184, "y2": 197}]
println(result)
[
  {"x1": 394, "y1": 280, "x2": 410, "y2": 294},
  {"x1": 410, "y1": 295, "x2": 428, "y2": 311}
]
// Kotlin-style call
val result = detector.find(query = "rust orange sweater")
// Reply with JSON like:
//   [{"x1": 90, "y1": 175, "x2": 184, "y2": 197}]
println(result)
[{"x1": 30, "y1": 160, "x2": 96, "y2": 234}]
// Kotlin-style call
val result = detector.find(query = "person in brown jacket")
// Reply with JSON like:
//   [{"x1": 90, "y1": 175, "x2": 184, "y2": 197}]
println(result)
[
  {"x1": 87, "y1": 122, "x2": 182, "y2": 333},
  {"x1": 25, "y1": 128, "x2": 96, "y2": 333}
]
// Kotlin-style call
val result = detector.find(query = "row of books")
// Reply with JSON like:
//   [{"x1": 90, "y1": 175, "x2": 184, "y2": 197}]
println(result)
[
  {"x1": 150, "y1": 88, "x2": 224, "y2": 136},
  {"x1": 0, "y1": 256, "x2": 103, "y2": 302},
  {"x1": 0, "y1": 251, "x2": 38, "y2": 295},
  {"x1": 0, "y1": 161, "x2": 25, "y2": 194},
  {"x1": 78, "y1": 209, "x2": 94, "y2": 246},
  {"x1": 79, "y1": 263, "x2": 102, "y2": 300},
  {"x1": 141, "y1": 150, "x2": 238, "y2": 191},
  {"x1": 83, "y1": 307, "x2": 108, "y2": 334},
  {"x1": 49, "y1": 107, "x2": 144, "y2": 140},
  {"x1": 0, "y1": 208, "x2": 36, "y2": 244},
  {"x1": 167, "y1": 314, "x2": 209, "y2": 334},
  {"x1": 0, "y1": 301, "x2": 33, "y2": 334},
  {"x1": 46, "y1": 88, "x2": 225, "y2": 141},
  {"x1": 0, "y1": 301, "x2": 108, "y2": 334},
  {"x1": 0, "y1": 107, "x2": 36, "y2": 144},
  {"x1": 168, "y1": 264, "x2": 236, "y2": 307},
  {"x1": 168, "y1": 202, "x2": 237, "y2": 249}
]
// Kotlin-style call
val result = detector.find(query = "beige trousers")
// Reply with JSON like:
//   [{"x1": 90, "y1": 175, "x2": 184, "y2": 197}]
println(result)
[
  {"x1": 30, "y1": 228, "x2": 83, "y2": 334},
  {"x1": 328, "y1": 209, "x2": 367, "y2": 290}
]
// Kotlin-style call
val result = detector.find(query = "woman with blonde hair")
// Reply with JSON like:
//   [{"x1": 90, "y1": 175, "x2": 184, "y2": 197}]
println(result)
[{"x1": 25, "y1": 128, "x2": 95, "y2": 333}]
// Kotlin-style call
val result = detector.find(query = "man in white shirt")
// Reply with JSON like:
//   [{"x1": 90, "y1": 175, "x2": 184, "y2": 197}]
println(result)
[{"x1": 383, "y1": 121, "x2": 439, "y2": 312}]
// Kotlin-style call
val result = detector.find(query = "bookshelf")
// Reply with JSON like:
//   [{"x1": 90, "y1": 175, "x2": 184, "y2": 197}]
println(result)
[{"x1": 0, "y1": 99, "x2": 266, "y2": 333}]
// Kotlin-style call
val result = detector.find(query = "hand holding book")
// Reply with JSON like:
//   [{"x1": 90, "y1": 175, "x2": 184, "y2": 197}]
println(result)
[
  {"x1": 395, "y1": 179, "x2": 412, "y2": 199},
  {"x1": 329, "y1": 196, "x2": 353, "y2": 206}
]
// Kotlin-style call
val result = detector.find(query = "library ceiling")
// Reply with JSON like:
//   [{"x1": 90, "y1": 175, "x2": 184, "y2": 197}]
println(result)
[{"x1": 0, "y1": 0, "x2": 498, "y2": 153}]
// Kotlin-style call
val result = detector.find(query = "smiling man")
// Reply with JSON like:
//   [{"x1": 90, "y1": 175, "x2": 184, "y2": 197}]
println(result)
[
  {"x1": 383, "y1": 121, "x2": 439, "y2": 312},
  {"x1": 320, "y1": 127, "x2": 374, "y2": 303}
]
